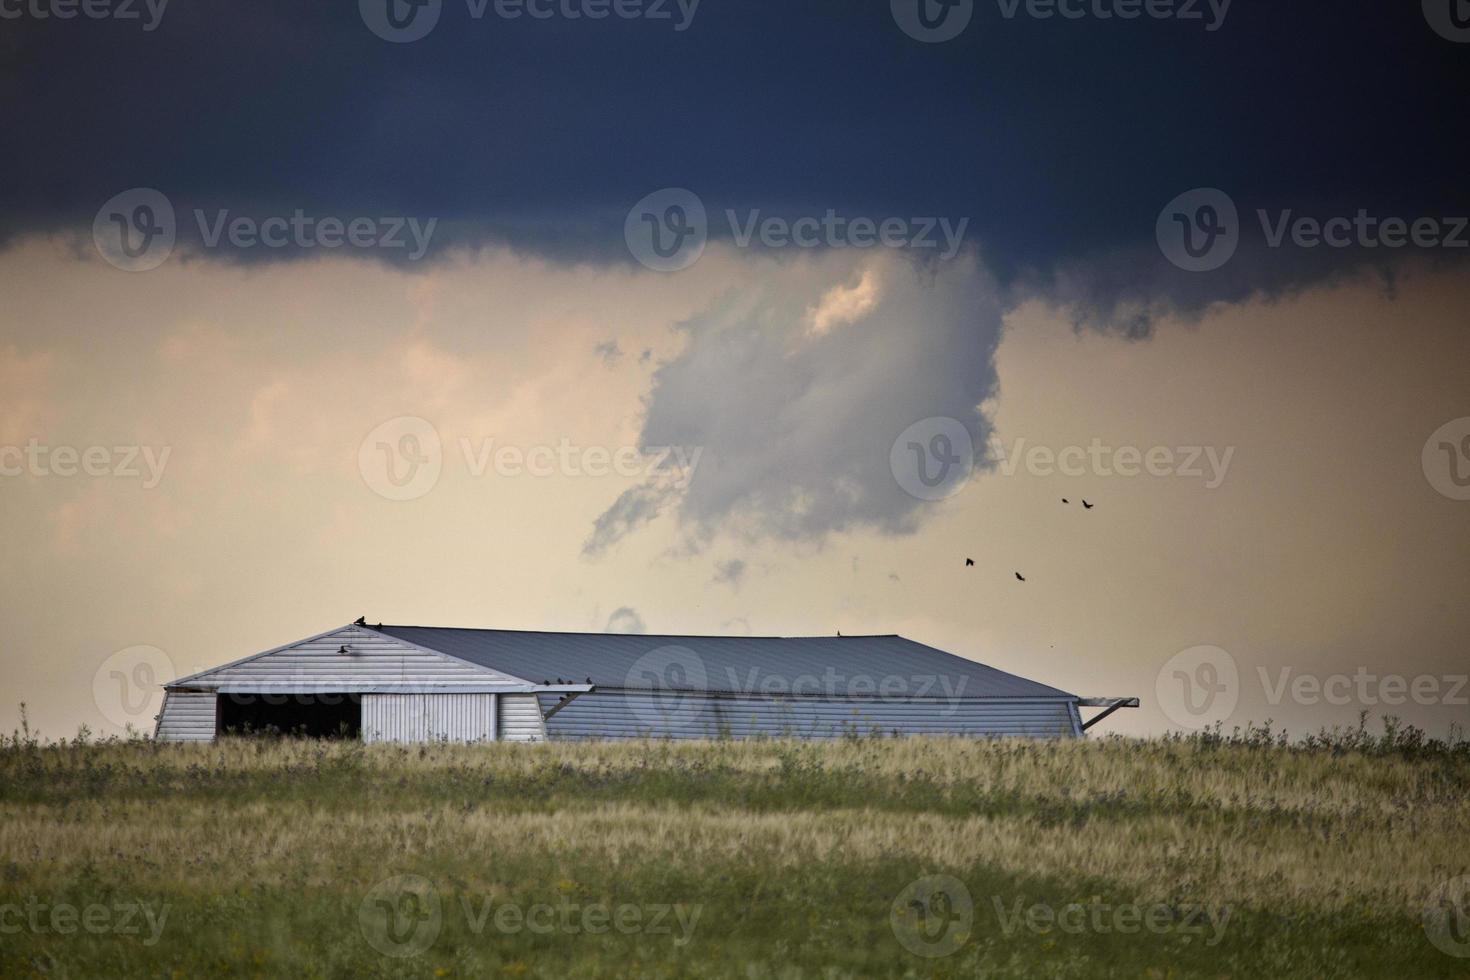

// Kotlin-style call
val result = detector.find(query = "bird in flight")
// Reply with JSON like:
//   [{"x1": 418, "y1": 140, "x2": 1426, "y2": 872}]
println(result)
[
  {"x1": 1082, "y1": 500, "x2": 1094, "y2": 509},
  {"x1": 1062, "y1": 498, "x2": 1070, "y2": 504},
  {"x1": 965, "y1": 558, "x2": 975, "y2": 567},
  {"x1": 1015, "y1": 572, "x2": 1026, "y2": 582}
]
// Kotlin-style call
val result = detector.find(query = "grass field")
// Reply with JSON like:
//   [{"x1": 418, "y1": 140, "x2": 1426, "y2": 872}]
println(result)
[{"x1": 2, "y1": 716, "x2": 1469, "y2": 978}]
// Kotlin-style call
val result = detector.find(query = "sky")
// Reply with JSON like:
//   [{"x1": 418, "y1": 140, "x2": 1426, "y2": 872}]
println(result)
[{"x1": 1, "y1": 0, "x2": 1467, "y2": 740}]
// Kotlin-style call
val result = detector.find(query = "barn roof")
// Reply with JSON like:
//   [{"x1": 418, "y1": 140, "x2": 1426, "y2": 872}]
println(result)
[{"x1": 379, "y1": 625, "x2": 1076, "y2": 700}]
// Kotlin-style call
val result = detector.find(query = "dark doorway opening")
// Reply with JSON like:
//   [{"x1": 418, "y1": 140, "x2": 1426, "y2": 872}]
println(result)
[{"x1": 217, "y1": 693, "x2": 362, "y2": 738}]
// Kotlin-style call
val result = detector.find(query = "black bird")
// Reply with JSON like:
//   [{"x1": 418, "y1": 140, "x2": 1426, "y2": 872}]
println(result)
[
  {"x1": 1015, "y1": 572, "x2": 1026, "y2": 582},
  {"x1": 1082, "y1": 499, "x2": 1094, "y2": 509},
  {"x1": 338, "y1": 645, "x2": 351, "y2": 655},
  {"x1": 965, "y1": 558, "x2": 975, "y2": 567},
  {"x1": 585, "y1": 676, "x2": 592, "y2": 684},
  {"x1": 353, "y1": 616, "x2": 366, "y2": 626},
  {"x1": 1062, "y1": 498, "x2": 1069, "y2": 504}
]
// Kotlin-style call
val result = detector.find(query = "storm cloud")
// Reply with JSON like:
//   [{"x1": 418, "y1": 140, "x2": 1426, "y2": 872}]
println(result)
[{"x1": 584, "y1": 251, "x2": 1004, "y2": 553}]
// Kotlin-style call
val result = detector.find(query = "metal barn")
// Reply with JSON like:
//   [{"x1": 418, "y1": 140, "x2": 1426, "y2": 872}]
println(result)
[{"x1": 154, "y1": 622, "x2": 1134, "y2": 742}]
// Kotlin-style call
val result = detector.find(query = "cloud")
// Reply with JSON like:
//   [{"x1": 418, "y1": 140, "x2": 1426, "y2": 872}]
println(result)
[
  {"x1": 585, "y1": 250, "x2": 1004, "y2": 553},
  {"x1": 807, "y1": 269, "x2": 878, "y2": 336},
  {"x1": 605, "y1": 607, "x2": 646, "y2": 634},
  {"x1": 713, "y1": 559, "x2": 746, "y2": 588},
  {"x1": 593, "y1": 339, "x2": 622, "y2": 365}
]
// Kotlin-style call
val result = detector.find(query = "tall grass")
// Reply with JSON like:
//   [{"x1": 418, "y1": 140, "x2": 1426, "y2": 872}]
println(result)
[{"x1": 2, "y1": 712, "x2": 1467, "y2": 978}]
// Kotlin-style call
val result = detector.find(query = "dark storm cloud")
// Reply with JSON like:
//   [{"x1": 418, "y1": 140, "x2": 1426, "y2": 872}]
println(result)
[{"x1": 3, "y1": 0, "x2": 1465, "y2": 315}]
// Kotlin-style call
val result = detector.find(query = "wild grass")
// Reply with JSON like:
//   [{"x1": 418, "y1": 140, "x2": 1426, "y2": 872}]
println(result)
[{"x1": 1, "y1": 712, "x2": 1466, "y2": 978}]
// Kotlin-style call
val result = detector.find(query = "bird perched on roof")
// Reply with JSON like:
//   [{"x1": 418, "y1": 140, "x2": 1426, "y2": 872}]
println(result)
[
  {"x1": 338, "y1": 645, "x2": 351, "y2": 655},
  {"x1": 585, "y1": 677, "x2": 592, "y2": 684},
  {"x1": 353, "y1": 616, "x2": 366, "y2": 626}
]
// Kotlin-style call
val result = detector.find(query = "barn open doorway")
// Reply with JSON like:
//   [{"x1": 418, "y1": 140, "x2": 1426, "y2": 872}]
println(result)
[{"x1": 216, "y1": 693, "x2": 362, "y2": 738}]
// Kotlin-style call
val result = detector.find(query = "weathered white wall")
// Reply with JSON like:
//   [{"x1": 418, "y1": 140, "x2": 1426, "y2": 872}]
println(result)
[
  {"x1": 154, "y1": 691, "x2": 216, "y2": 741},
  {"x1": 362, "y1": 693, "x2": 546, "y2": 743}
]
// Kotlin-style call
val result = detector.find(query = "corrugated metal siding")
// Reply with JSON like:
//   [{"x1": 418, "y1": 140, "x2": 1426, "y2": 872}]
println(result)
[
  {"x1": 154, "y1": 691, "x2": 216, "y2": 742},
  {"x1": 538, "y1": 691, "x2": 1079, "y2": 740},
  {"x1": 362, "y1": 694, "x2": 499, "y2": 743},
  {"x1": 176, "y1": 626, "x2": 527, "y2": 693},
  {"x1": 499, "y1": 693, "x2": 546, "y2": 742}
]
